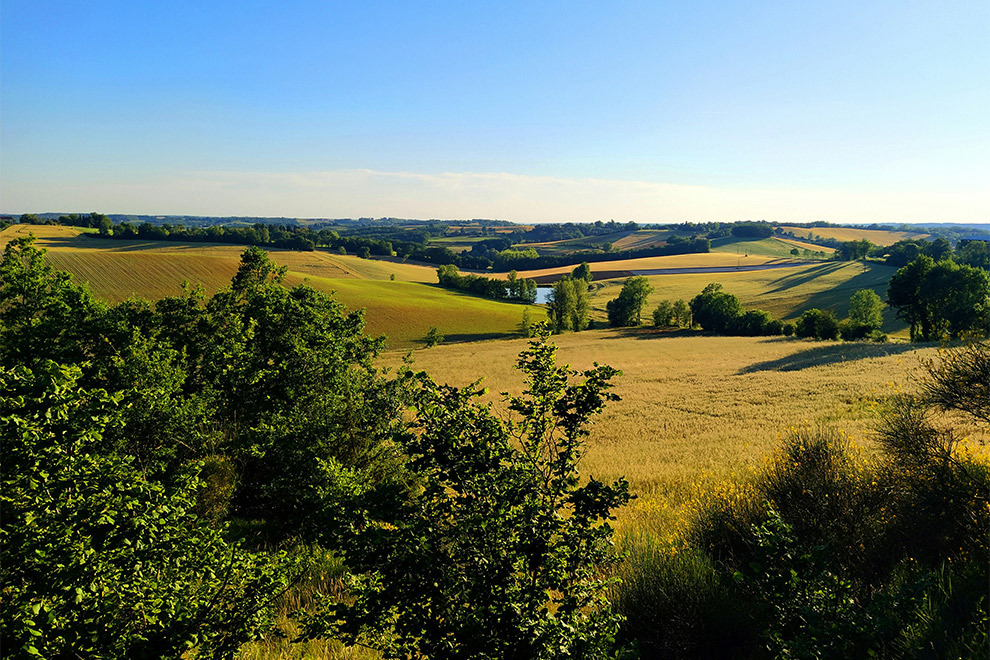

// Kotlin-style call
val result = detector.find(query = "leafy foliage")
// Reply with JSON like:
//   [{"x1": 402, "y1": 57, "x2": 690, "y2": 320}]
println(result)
[
  {"x1": 689, "y1": 283, "x2": 742, "y2": 333},
  {"x1": 620, "y1": 341, "x2": 990, "y2": 658},
  {"x1": 547, "y1": 276, "x2": 591, "y2": 333},
  {"x1": 0, "y1": 239, "x2": 408, "y2": 543},
  {"x1": 888, "y1": 256, "x2": 990, "y2": 341},
  {"x1": 795, "y1": 308, "x2": 840, "y2": 340},
  {"x1": 0, "y1": 362, "x2": 286, "y2": 659},
  {"x1": 606, "y1": 276, "x2": 653, "y2": 327},
  {"x1": 848, "y1": 289, "x2": 884, "y2": 331},
  {"x1": 424, "y1": 325, "x2": 445, "y2": 347},
  {"x1": 303, "y1": 330, "x2": 631, "y2": 659},
  {"x1": 652, "y1": 299, "x2": 692, "y2": 329}
]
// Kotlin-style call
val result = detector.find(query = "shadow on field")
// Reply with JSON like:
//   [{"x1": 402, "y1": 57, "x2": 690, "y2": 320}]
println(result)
[
  {"x1": 795, "y1": 264, "x2": 897, "y2": 314},
  {"x1": 595, "y1": 327, "x2": 698, "y2": 340},
  {"x1": 763, "y1": 262, "x2": 846, "y2": 294},
  {"x1": 739, "y1": 342, "x2": 920, "y2": 374},
  {"x1": 423, "y1": 332, "x2": 516, "y2": 346}
]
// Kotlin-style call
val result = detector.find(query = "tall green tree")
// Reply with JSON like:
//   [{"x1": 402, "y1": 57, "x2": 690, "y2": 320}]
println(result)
[
  {"x1": 689, "y1": 282, "x2": 742, "y2": 332},
  {"x1": 888, "y1": 255, "x2": 935, "y2": 341},
  {"x1": 606, "y1": 276, "x2": 653, "y2": 327},
  {"x1": 848, "y1": 289, "x2": 884, "y2": 331},
  {"x1": 572, "y1": 261, "x2": 593, "y2": 282},
  {"x1": 547, "y1": 276, "x2": 589, "y2": 333},
  {"x1": 888, "y1": 256, "x2": 990, "y2": 341}
]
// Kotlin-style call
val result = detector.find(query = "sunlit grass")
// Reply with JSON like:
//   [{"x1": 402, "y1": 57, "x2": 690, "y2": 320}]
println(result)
[
  {"x1": 383, "y1": 332, "x2": 984, "y2": 532},
  {"x1": 778, "y1": 225, "x2": 928, "y2": 246}
]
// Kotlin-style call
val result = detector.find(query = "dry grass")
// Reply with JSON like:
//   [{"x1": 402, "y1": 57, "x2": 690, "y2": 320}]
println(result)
[
  {"x1": 383, "y1": 332, "x2": 982, "y2": 532},
  {"x1": 778, "y1": 225, "x2": 928, "y2": 246}
]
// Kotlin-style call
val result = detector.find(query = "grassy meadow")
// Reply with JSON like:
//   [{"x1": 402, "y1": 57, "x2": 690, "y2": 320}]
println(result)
[{"x1": 710, "y1": 235, "x2": 836, "y2": 258}]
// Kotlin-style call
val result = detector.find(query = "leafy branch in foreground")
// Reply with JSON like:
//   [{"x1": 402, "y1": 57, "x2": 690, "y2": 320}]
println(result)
[
  {"x1": 303, "y1": 328, "x2": 631, "y2": 659},
  {"x1": 0, "y1": 362, "x2": 288, "y2": 659}
]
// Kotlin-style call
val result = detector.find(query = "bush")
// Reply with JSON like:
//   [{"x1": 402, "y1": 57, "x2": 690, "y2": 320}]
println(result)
[
  {"x1": 839, "y1": 319, "x2": 872, "y2": 341},
  {"x1": 689, "y1": 283, "x2": 742, "y2": 333},
  {"x1": 0, "y1": 363, "x2": 285, "y2": 659},
  {"x1": 795, "y1": 308, "x2": 840, "y2": 340},
  {"x1": 612, "y1": 540, "x2": 757, "y2": 659},
  {"x1": 734, "y1": 309, "x2": 783, "y2": 336},
  {"x1": 424, "y1": 326, "x2": 444, "y2": 347},
  {"x1": 868, "y1": 330, "x2": 888, "y2": 343}
]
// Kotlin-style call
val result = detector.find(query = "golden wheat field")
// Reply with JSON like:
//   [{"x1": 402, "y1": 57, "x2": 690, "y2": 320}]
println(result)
[
  {"x1": 506, "y1": 251, "x2": 789, "y2": 281},
  {"x1": 384, "y1": 331, "x2": 984, "y2": 530},
  {"x1": 778, "y1": 225, "x2": 928, "y2": 246}
]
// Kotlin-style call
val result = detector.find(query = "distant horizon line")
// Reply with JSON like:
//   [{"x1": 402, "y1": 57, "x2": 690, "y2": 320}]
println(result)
[{"x1": 4, "y1": 211, "x2": 985, "y2": 229}]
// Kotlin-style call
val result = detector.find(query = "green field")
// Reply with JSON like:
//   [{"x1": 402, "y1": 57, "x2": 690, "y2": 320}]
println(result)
[
  {"x1": 580, "y1": 260, "x2": 904, "y2": 334},
  {"x1": 2, "y1": 223, "x2": 910, "y2": 345},
  {"x1": 710, "y1": 236, "x2": 834, "y2": 258},
  {"x1": 1, "y1": 225, "x2": 545, "y2": 350}
]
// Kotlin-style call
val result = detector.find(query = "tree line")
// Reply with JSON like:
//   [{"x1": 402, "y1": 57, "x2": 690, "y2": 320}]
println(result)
[{"x1": 435, "y1": 264, "x2": 538, "y2": 303}]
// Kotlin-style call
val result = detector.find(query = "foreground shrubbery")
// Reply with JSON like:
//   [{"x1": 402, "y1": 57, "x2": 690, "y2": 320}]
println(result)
[{"x1": 613, "y1": 343, "x2": 990, "y2": 659}]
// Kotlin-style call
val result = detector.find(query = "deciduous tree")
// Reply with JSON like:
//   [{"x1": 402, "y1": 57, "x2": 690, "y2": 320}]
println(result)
[{"x1": 303, "y1": 331, "x2": 630, "y2": 659}]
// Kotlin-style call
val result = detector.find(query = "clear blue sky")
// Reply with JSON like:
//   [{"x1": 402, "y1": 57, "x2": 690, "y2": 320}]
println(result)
[{"x1": 2, "y1": 1, "x2": 987, "y2": 222}]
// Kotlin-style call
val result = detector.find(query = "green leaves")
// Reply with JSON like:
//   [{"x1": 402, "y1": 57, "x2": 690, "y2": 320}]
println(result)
[
  {"x1": 0, "y1": 363, "x2": 287, "y2": 659},
  {"x1": 305, "y1": 330, "x2": 630, "y2": 659}
]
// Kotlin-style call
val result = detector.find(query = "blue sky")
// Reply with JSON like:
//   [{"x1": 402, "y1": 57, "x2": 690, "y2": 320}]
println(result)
[{"x1": 2, "y1": 1, "x2": 987, "y2": 222}]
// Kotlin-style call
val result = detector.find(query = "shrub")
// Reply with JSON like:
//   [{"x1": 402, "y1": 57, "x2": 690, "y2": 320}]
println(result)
[
  {"x1": 734, "y1": 309, "x2": 782, "y2": 336},
  {"x1": 690, "y1": 283, "x2": 742, "y2": 333},
  {"x1": 612, "y1": 540, "x2": 757, "y2": 659},
  {"x1": 0, "y1": 363, "x2": 285, "y2": 659},
  {"x1": 839, "y1": 319, "x2": 872, "y2": 341},
  {"x1": 424, "y1": 326, "x2": 444, "y2": 347},
  {"x1": 795, "y1": 308, "x2": 840, "y2": 340}
]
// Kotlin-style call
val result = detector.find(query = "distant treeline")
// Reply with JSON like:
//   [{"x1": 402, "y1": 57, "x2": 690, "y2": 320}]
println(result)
[
  {"x1": 7, "y1": 212, "x2": 711, "y2": 271},
  {"x1": 435, "y1": 264, "x2": 538, "y2": 303},
  {"x1": 488, "y1": 236, "x2": 712, "y2": 271},
  {"x1": 79, "y1": 218, "x2": 496, "y2": 269}
]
